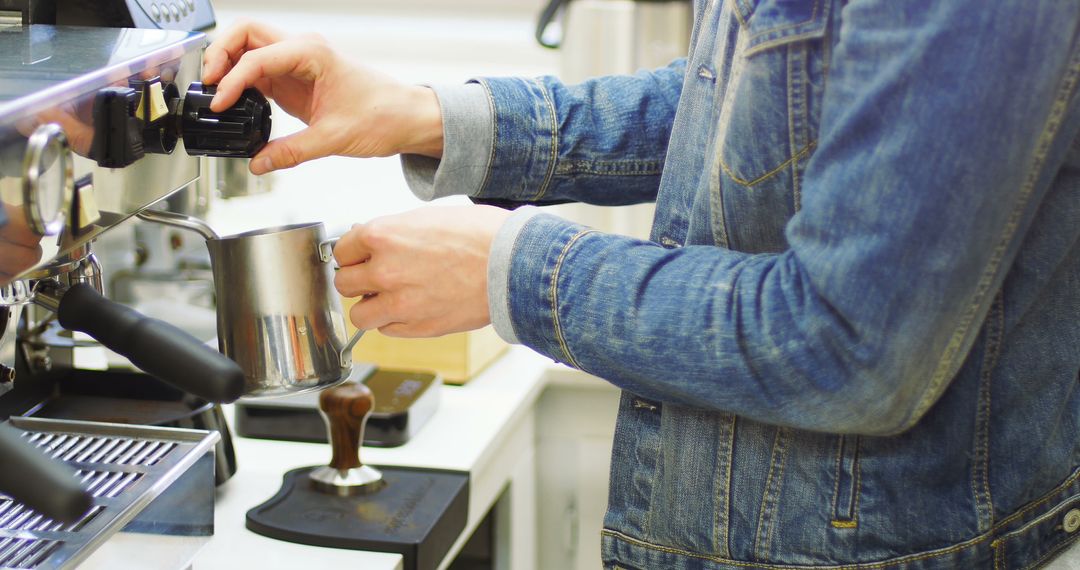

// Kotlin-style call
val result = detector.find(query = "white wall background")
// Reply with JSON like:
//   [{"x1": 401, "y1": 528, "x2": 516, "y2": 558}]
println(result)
[{"x1": 205, "y1": 1, "x2": 559, "y2": 236}]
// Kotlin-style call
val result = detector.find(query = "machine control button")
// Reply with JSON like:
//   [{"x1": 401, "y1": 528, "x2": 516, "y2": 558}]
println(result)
[
  {"x1": 186, "y1": 0, "x2": 195, "y2": 11},
  {"x1": 178, "y1": 2, "x2": 187, "y2": 16},
  {"x1": 169, "y1": 3, "x2": 179, "y2": 19},
  {"x1": 134, "y1": 78, "x2": 170, "y2": 123},
  {"x1": 73, "y1": 176, "x2": 101, "y2": 232},
  {"x1": 1065, "y1": 509, "x2": 1080, "y2": 533},
  {"x1": 150, "y1": 4, "x2": 161, "y2": 20},
  {"x1": 90, "y1": 87, "x2": 145, "y2": 168}
]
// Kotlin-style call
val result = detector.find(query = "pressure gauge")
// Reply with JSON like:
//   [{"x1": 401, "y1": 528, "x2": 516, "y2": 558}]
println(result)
[{"x1": 21, "y1": 123, "x2": 74, "y2": 236}]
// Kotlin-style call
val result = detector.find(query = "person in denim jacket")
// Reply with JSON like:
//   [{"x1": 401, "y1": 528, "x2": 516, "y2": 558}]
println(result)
[{"x1": 206, "y1": 1, "x2": 1080, "y2": 568}]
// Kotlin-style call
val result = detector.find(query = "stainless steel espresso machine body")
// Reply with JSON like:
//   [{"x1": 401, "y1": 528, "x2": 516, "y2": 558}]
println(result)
[{"x1": 0, "y1": 22, "x2": 270, "y2": 568}]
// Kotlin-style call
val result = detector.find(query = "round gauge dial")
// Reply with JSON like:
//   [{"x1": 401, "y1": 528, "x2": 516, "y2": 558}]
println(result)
[{"x1": 21, "y1": 123, "x2": 74, "y2": 237}]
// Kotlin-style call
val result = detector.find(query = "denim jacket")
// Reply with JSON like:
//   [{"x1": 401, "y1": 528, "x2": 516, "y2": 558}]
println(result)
[{"x1": 403, "y1": 0, "x2": 1080, "y2": 567}]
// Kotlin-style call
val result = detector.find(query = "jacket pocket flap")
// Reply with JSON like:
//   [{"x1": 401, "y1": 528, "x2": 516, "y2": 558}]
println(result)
[{"x1": 738, "y1": 0, "x2": 830, "y2": 56}]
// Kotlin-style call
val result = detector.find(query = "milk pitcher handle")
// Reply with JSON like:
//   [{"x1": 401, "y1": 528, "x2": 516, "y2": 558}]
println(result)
[
  {"x1": 318, "y1": 237, "x2": 340, "y2": 265},
  {"x1": 318, "y1": 237, "x2": 366, "y2": 367}
]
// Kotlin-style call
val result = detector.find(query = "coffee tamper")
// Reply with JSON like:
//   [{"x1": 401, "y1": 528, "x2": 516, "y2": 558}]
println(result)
[
  {"x1": 308, "y1": 382, "x2": 386, "y2": 495},
  {"x1": 246, "y1": 379, "x2": 470, "y2": 570}
]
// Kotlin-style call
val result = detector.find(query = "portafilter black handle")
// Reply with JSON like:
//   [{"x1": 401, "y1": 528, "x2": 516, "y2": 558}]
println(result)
[
  {"x1": 0, "y1": 423, "x2": 92, "y2": 523},
  {"x1": 49, "y1": 283, "x2": 245, "y2": 403}
]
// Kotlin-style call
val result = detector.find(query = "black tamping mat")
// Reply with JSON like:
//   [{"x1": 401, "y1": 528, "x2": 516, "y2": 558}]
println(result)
[{"x1": 246, "y1": 465, "x2": 469, "y2": 570}]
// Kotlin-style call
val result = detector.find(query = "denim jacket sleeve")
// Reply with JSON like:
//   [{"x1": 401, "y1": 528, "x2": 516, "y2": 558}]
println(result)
[
  {"x1": 502, "y1": 2, "x2": 1080, "y2": 435},
  {"x1": 471, "y1": 59, "x2": 686, "y2": 206}
]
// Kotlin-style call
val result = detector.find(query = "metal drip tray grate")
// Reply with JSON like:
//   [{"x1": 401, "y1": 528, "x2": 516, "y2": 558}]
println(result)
[
  {"x1": 25, "y1": 432, "x2": 178, "y2": 468},
  {"x1": 0, "y1": 417, "x2": 219, "y2": 570}
]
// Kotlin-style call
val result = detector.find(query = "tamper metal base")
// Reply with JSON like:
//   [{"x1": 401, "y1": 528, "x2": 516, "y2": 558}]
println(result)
[
  {"x1": 246, "y1": 465, "x2": 469, "y2": 570},
  {"x1": 308, "y1": 464, "x2": 385, "y2": 496}
]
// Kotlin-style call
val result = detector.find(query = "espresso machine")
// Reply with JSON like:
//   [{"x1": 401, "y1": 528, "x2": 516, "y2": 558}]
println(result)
[{"x1": 0, "y1": 8, "x2": 273, "y2": 566}]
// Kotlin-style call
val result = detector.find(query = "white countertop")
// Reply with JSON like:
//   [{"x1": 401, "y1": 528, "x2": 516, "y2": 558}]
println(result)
[
  {"x1": 182, "y1": 10, "x2": 566, "y2": 568},
  {"x1": 193, "y1": 346, "x2": 554, "y2": 569}
]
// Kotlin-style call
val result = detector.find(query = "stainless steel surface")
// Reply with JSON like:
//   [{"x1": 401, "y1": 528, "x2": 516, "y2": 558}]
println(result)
[
  {"x1": 28, "y1": 280, "x2": 61, "y2": 313},
  {"x1": 0, "y1": 282, "x2": 33, "y2": 307},
  {"x1": 0, "y1": 26, "x2": 205, "y2": 280},
  {"x1": 1, "y1": 416, "x2": 218, "y2": 569},
  {"x1": 308, "y1": 464, "x2": 386, "y2": 496},
  {"x1": 0, "y1": 305, "x2": 21, "y2": 398},
  {"x1": 208, "y1": 156, "x2": 273, "y2": 199},
  {"x1": 207, "y1": 222, "x2": 363, "y2": 398},
  {"x1": 0, "y1": 22, "x2": 232, "y2": 569},
  {"x1": 20, "y1": 123, "x2": 72, "y2": 237},
  {"x1": 135, "y1": 208, "x2": 218, "y2": 241}
]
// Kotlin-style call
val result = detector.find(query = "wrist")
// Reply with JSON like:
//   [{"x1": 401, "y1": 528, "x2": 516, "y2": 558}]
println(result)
[{"x1": 397, "y1": 86, "x2": 444, "y2": 158}]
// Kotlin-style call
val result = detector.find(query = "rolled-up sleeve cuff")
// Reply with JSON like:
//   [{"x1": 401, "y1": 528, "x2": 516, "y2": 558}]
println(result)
[
  {"x1": 488, "y1": 206, "x2": 544, "y2": 344},
  {"x1": 494, "y1": 212, "x2": 596, "y2": 370},
  {"x1": 401, "y1": 82, "x2": 493, "y2": 200}
]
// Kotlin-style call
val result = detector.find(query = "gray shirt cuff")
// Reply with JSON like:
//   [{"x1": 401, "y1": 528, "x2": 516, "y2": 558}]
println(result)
[
  {"x1": 401, "y1": 82, "x2": 493, "y2": 200},
  {"x1": 488, "y1": 206, "x2": 543, "y2": 345}
]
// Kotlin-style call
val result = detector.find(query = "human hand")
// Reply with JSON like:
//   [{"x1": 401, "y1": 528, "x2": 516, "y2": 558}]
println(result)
[
  {"x1": 333, "y1": 205, "x2": 512, "y2": 337},
  {"x1": 203, "y1": 21, "x2": 444, "y2": 175}
]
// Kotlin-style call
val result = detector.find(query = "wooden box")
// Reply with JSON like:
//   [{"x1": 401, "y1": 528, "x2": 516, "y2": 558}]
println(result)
[{"x1": 344, "y1": 298, "x2": 507, "y2": 384}]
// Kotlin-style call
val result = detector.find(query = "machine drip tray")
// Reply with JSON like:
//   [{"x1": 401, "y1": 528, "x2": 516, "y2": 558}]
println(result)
[
  {"x1": 246, "y1": 466, "x2": 468, "y2": 570},
  {"x1": 0, "y1": 417, "x2": 219, "y2": 569}
]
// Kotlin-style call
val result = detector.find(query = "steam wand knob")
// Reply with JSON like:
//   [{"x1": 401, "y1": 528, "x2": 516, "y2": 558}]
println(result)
[
  {"x1": 309, "y1": 382, "x2": 386, "y2": 496},
  {"x1": 180, "y1": 82, "x2": 271, "y2": 158}
]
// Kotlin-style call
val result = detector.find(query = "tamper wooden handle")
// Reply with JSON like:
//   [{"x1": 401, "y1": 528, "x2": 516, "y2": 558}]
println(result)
[{"x1": 318, "y1": 382, "x2": 374, "y2": 471}]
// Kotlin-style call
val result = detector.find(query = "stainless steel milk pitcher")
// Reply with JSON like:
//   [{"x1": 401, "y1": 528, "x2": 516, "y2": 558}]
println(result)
[{"x1": 137, "y1": 209, "x2": 363, "y2": 398}]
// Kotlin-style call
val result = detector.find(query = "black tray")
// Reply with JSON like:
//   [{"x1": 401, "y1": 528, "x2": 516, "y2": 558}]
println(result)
[{"x1": 246, "y1": 465, "x2": 468, "y2": 570}]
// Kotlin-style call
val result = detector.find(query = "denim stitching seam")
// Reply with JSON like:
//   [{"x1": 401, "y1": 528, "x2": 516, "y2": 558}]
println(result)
[
  {"x1": 550, "y1": 229, "x2": 596, "y2": 369},
  {"x1": 530, "y1": 79, "x2": 559, "y2": 202},
  {"x1": 601, "y1": 466, "x2": 1080, "y2": 569},
  {"x1": 851, "y1": 439, "x2": 862, "y2": 523},
  {"x1": 744, "y1": 0, "x2": 824, "y2": 58},
  {"x1": 915, "y1": 44, "x2": 1080, "y2": 421},
  {"x1": 731, "y1": 0, "x2": 749, "y2": 27},
  {"x1": 830, "y1": 436, "x2": 861, "y2": 528},
  {"x1": 720, "y1": 141, "x2": 816, "y2": 187},
  {"x1": 830, "y1": 436, "x2": 843, "y2": 525},
  {"x1": 746, "y1": 0, "x2": 820, "y2": 44},
  {"x1": 476, "y1": 79, "x2": 497, "y2": 197},
  {"x1": 554, "y1": 163, "x2": 665, "y2": 176},
  {"x1": 973, "y1": 294, "x2": 1003, "y2": 532},
  {"x1": 604, "y1": 527, "x2": 989, "y2": 569},
  {"x1": 997, "y1": 466, "x2": 1080, "y2": 528},
  {"x1": 753, "y1": 427, "x2": 790, "y2": 561},
  {"x1": 789, "y1": 41, "x2": 811, "y2": 212},
  {"x1": 713, "y1": 414, "x2": 736, "y2": 557},
  {"x1": 995, "y1": 493, "x2": 1080, "y2": 543},
  {"x1": 787, "y1": 41, "x2": 799, "y2": 210}
]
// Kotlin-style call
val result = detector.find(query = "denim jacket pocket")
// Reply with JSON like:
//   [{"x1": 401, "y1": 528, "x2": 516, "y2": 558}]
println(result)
[
  {"x1": 715, "y1": 0, "x2": 830, "y2": 252},
  {"x1": 735, "y1": 0, "x2": 829, "y2": 56}
]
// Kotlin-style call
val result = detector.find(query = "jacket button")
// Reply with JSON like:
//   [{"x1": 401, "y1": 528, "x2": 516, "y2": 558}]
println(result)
[{"x1": 1064, "y1": 509, "x2": 1080, "y2": 533}]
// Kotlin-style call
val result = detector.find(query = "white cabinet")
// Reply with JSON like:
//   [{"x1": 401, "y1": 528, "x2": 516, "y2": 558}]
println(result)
[{"x1": 534, "y1": 370, "x2": 620, "y2": 570}]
